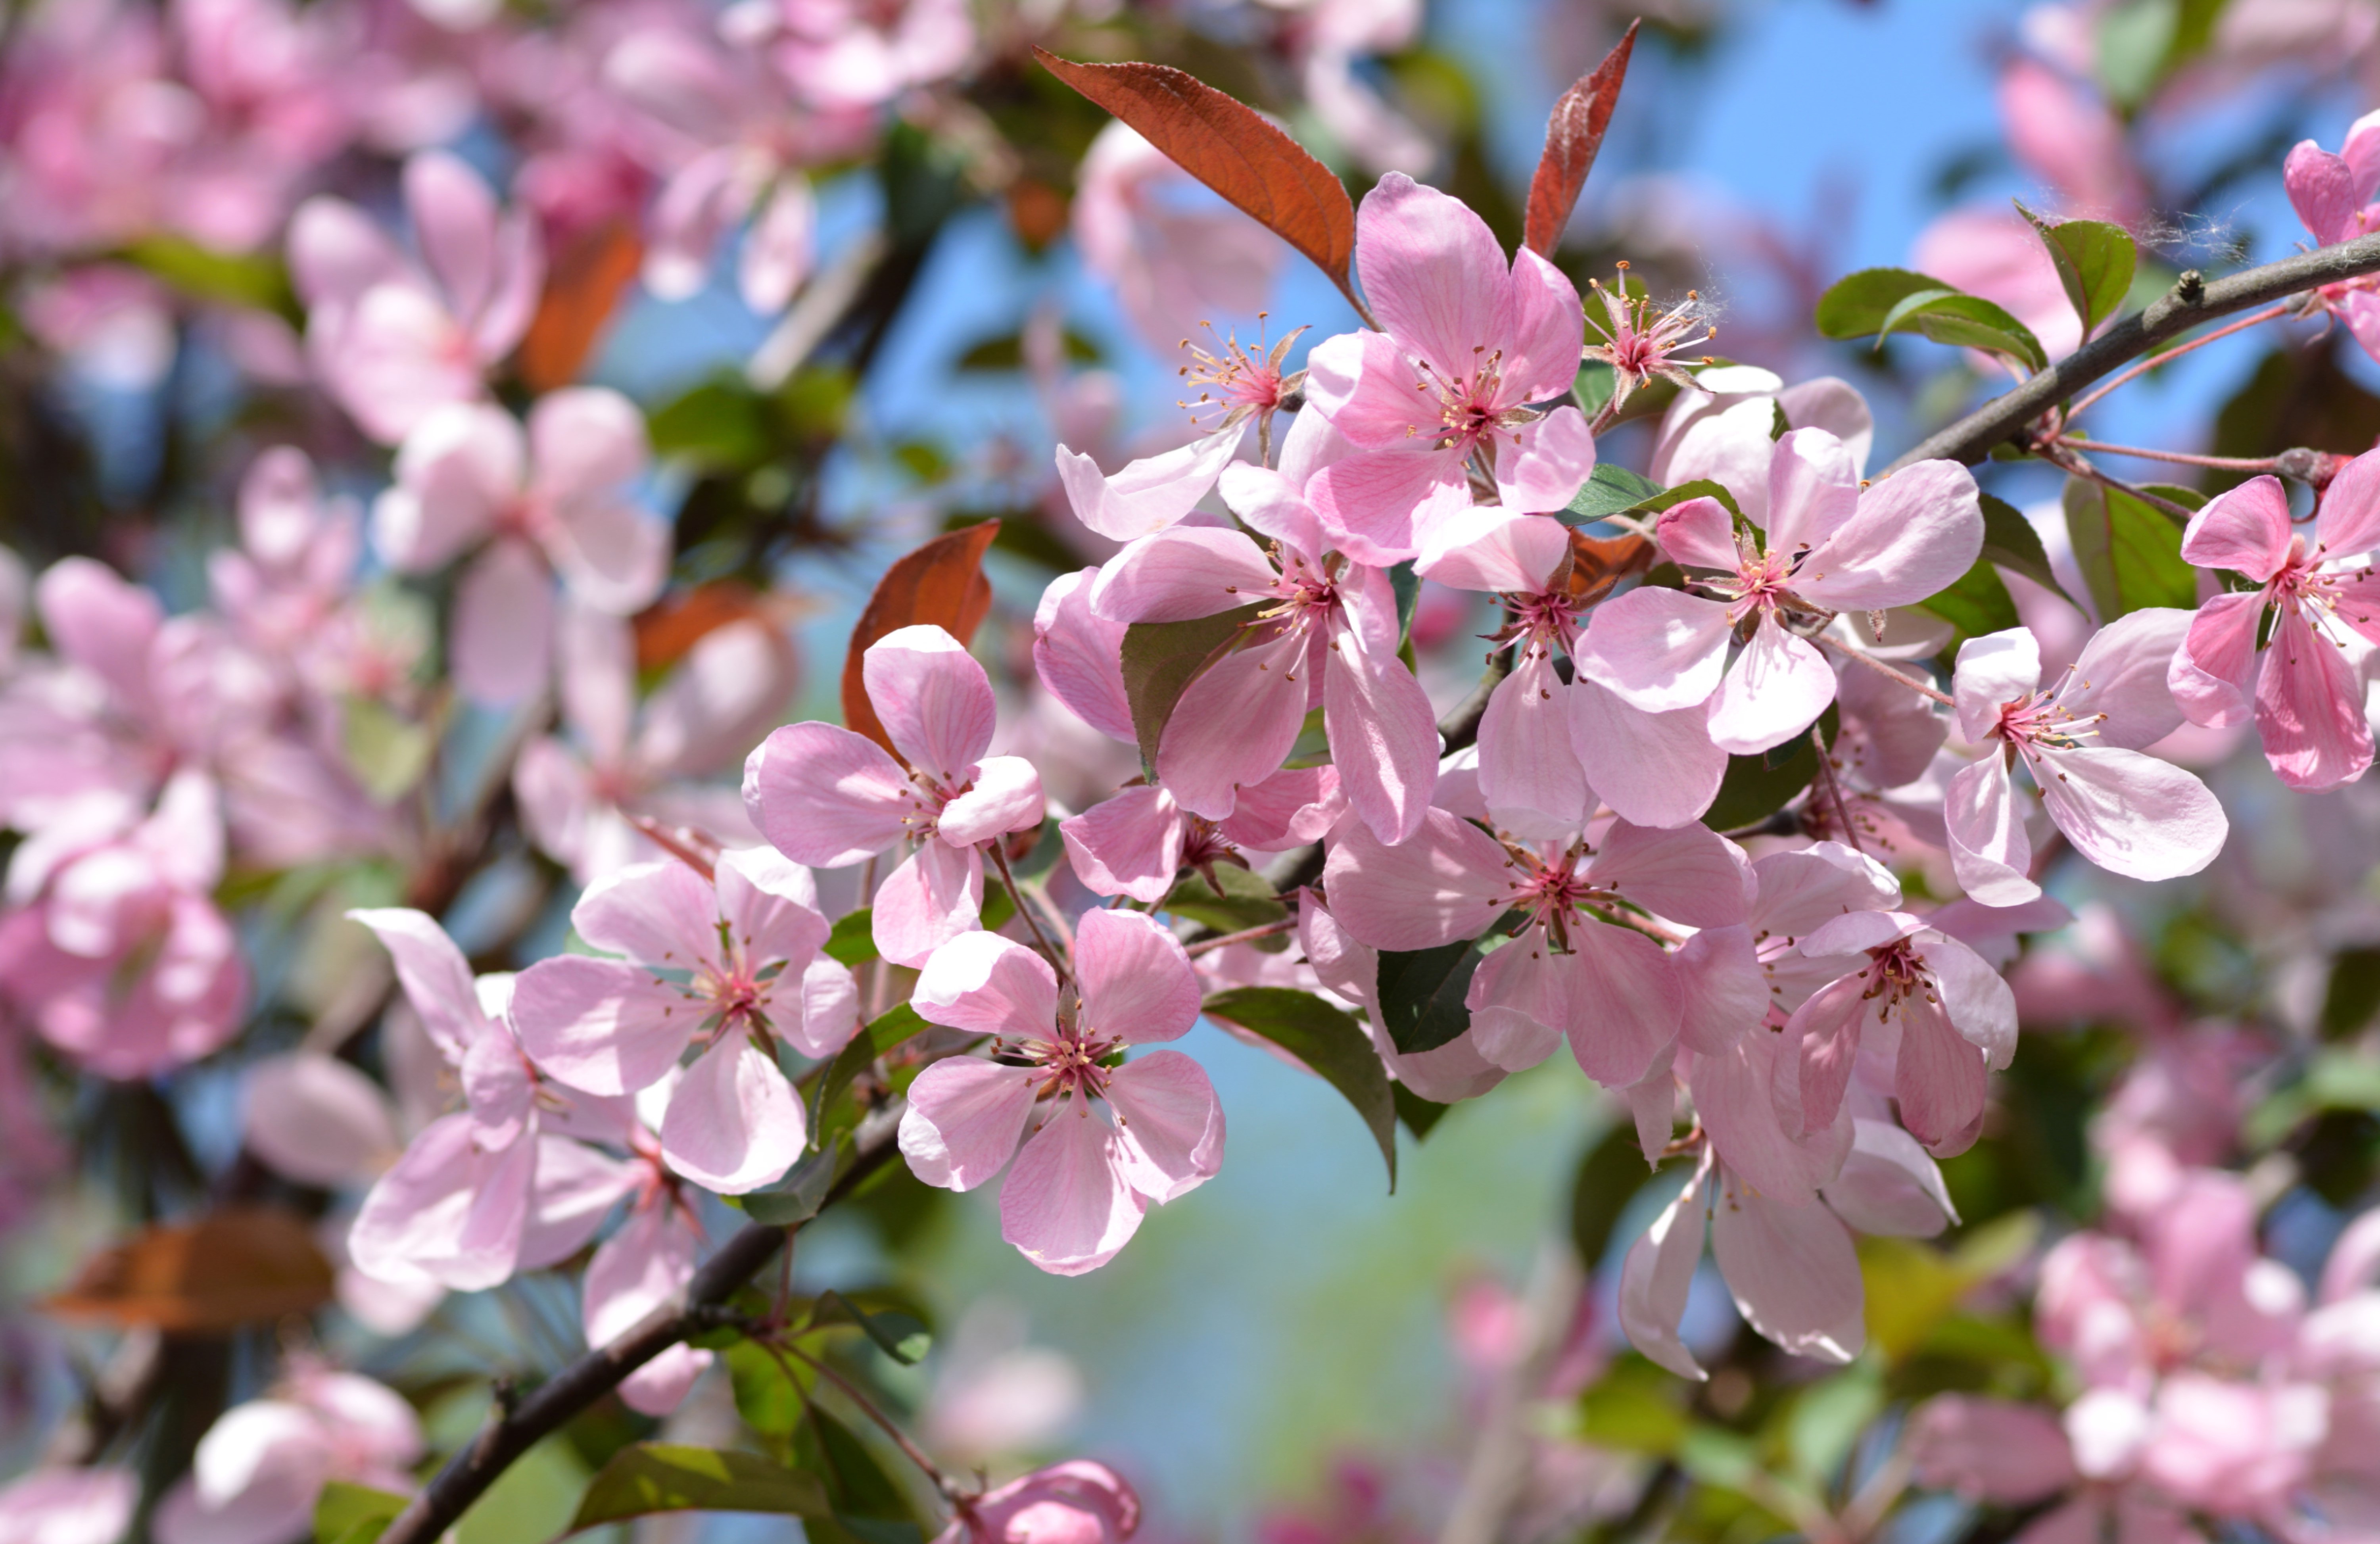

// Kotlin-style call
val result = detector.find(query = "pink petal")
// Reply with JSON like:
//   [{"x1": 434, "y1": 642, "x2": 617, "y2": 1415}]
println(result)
[
  {"x1": 1103, "y1": 1050, "x2": 1225, "y2": 1202},
  {"x1": 1490, "y1": 407, "x2": 1596, "y2": 518},
  {"x1": 1618, "y1": 1150, "x2": 1713, "y2": 1380},
  {"x1": 1798, "y1": 459, "x2": 1984, "y2": 613},
  {"x1": 1056, "y1": 427, "x2": 1242, "y2": 542},
  {"x1": 348, "y1": 1113, "x2": 532, "y2": 1292},
  {"x1": 1695, "y1": 1008, "x2": 1853, "y2": 1202},
  {"x1": 1748, "y1": 841, "x2": 1902, "y2": 936},
  {"x1": 862, "y1": 624, "x2": 997, "y2": 782},
  {"x1": 1946, "y1": 754, "x2": 2038, "y2": 907},
  {"x1": 999, "y1": 1095, "x2": 1146, "y2": 1276},
  {"x1": 1822, "y1": 1118, "x2": 1959, "y2": 1237},
  {"x1": 2058, "y1": 607, "x2": 2192, "y2": 749},
  {"x1": 1216, "y1": 765, "x2": 1342, "y2": 849},
  {"x1": 510, "y1": 956, "x2": 692, "y2": 1095},
  {"x1": 1568, "y1": 683, "x2": 1726, "y2": 828},
  {"x1": 1906, "y1": 1396, "x2": 2077, "y2": 1505},
  {"x1": 585, "y1": 1201, "x2": 708, "y2": 1416},
  {"x1": 288, "y1": 196, "x2": 407, "y2": 311},
  {"x1": 516, "y1": 1136, "x2": 638, "y2": 1269},
  {"x1": 938, "y1": 755, "x2": 1045, "y2": 847},
  {"x1": 2318, "y1": 444, "x2": 2380, "y2": 555},
  {"x1": 1088, "y1": 526, "x2": 1278, "y2": 625},
  {"x1": 1777, "y1": 969, "x2": 1869, "y2": 1144},
  {"x1": 405, "y1": 152, "x2": 499, "y2": 325},
  {"x1": 1574, "y1": 586, "x2": 1733, "y2": 712},
  {"x1": 1353, "y1": 173, "x2": 1515, "y2": 380},
  {"x1": 573, "y1": 860, "x2": 720, "y2": 969},
  {"x1": 331, "y1": 285, "x2": 484, "y2": 444},
  {"x1": 2168, "y1": 590, "x2": 2266, "y2": 730},
  {"x1": 1893, "y1": 992, "x2": 1991, "y2": 1156},
  {"x1": 1588, "y1": 820, "x2": 1753, "y2": 928},
  {"x1": 1466, "y1": 926, "x2": 1568, "y2": 1072},
  {"x1": 374, "y1": 402, "x2": 519, "y2": 572},
  {"x1": 2287, "y1": 142, "x2": 2360, "y2": 244},
  {"x1": 1299, "y1": 328, "x2": 1437, "y2": 449},
  {"x1": 660, "y1": 1033, "x2": 806, "y2": 1193},
  {"x1": 1218, "y1": 463, "x2": 1326, "y2": 557},
  {"x1": 913, "y1": 929, "x2": 1059, "y2": 1040},
  {"x1": 34, "y1": 558, "x2": 161, "y2": 703},
  {"x1": 1476, "y1": 651, "x2": 1588, "y2": 839},
  {"x1": 1305, "y1": 446, "x2": 1470, "y2": 568},
  {"x1": 345, "y1": 907, "x2": 486, "y2": 1062},
  {"x1": 1060, "y1": 787, "x2": 1186, "y2": 904},
  {"x1": 740, "y1": 175, "x2": 816, "y2": 315},
  {"x1": 713, "y1": 846, "x2": 831, "y2": 973},
  {"x1": 870, "y1": 840, "x2": 983, "y2": 969},
  {"x1": 1672, "y1": 926, "x2": 1766, "y2": 1056},
  {"x1": 1321, "y1": 806, "x2": 1513, "y2": 951},
  {"x1": 1761, "y1": 428, "x2": 1862, "y2": 558},
  {"x1": 1559, "y1": 922, "x2": 1681, "y2": 1089},
  {"x1": 530, "y1": 386, "x2": 648, "y2": 513},
  {"x1": 2180, "y1": 475, "x2": 2294, "y2": 581},
  {"x1": 2032, "y1": 746, "x2": 2225, "y2": 883},
  {"x1": 1777, "y1": 378, "x2": 1875, "y2": 471},
  {"x1": 451, "y1": 538, "x2": 554, "y2": 705},
  {"x1": 899, "y1": 1057, "x2": 1039, "y2": 1190},
  {"x1": 1504, "y1": 246, "x2": 1590, "y2": 401},
  {"x1": 1075, "y1": 908, "x2": 1201, "y2": 1044},
  {"x1": 2255, "y1": 607, "x2": 2374, "y2": 791},
  {"x1": 1415, "y1": 512, "x2": 1571, "y2": 594},
  {"x1": 1653, "y1": 495, "x2": 1740, "y2": 572},
  {"x1": 1707, "y1": 615, "x2": 1835, "y2": 756},
  {"x1": 243, "y1": 1054, "x2": 400, "y2": 1188},
  {"x1": 1155, "y1": 621, "x2": 1313, "y2": 820},
  {"x1": 1321, "y1": 620, "x2": 1441, "y2": 845},
  {"x1": 789, "y1": 957, "x2": 862, "y2": 1060},
  {"x1": 1708, "y1": 1173, "x2": 1865, "y2": 1363},
  {"x1": 1952, "y1": 626, "x2": 2043, "y2": 743},
  {"x1": 1033, "y1": 570, "x2": 1134, "y2": 743},
  {"x1": 744, "y1": 721, "x2": 917, "y2": 867}
]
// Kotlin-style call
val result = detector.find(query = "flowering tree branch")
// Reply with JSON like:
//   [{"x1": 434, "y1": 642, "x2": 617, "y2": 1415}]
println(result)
[
  {"x1": 1883, "y1": 229, "x2": 2380, "y2": 473},
  {"x1": 374, "y1": 1114, "x2": 906, "y2": 1544}
]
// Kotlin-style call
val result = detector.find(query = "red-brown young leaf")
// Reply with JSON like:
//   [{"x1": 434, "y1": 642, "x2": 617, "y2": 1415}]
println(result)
[
  {"x1": 1523, "y1": 20, "x2": 1639, "y2": 259},
  {"x1": 44, "y1": 1207, "x2": 335, "y2": 1333},
  {"x1": 521, "y1": 221, "x2": 644, "y2": 392},
  {"x1": 841, "y1": 521, "x2": 1001, "y2": 760},
  {"x1": 1033, "y1": 49, "x2": 1363, "y2": 313}
]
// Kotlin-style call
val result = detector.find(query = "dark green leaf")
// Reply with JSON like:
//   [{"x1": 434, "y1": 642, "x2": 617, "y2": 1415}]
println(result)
[
  {"x1": 1977, "y1": 494, "x2": 2077, "y2": 607},
  {"x1": 1119, "y1": 603, "x2": 1269, "y2": 773},
  {"x1": 1375, "y1": 919, "x2": 1516, "y2": 1056},
  {"x1": 648, "y1": 376, "x2": 773, "y2": 470},
  {"x1": 1564, "y1": 462, "x2": 1662, "y2": 522},
  {"x1": 1917, "y1": 556, "x2": 2021, "y2": 644},
  {"x1": 809, "y1": 1036, "x2": 879, "y2": 1145},
  {"x1": 726, "y1": 1339, "x2": 818, "y2": 1443},
  {"x1": 1163, "y1": 864, "x2": 1290, "y2": 945},
  {"x1": 1201, "y1": 986, "x2": 1399, "y2": 1189},
  {"x1": 1703, "y1": 709, "x2": 1834, "y2": 832},
  {"x1": 1392, "y1": 1081, "x2": 1451, "y2": 1140},
  {"x1": 866, "y1": 1002, "x2": 930, "y2": 1055},
  {"x1": 820, "y1": 906, "x2": 877, "y2": 966},
  {"x1": 568, "y1": 1445, "x2": 829, "y2": 1532},
  {"x1": 814, "y1": 1289, "x2": 933, "y2": 1365},
  {"x1": 954, "y1": 327, "x2": 1100, "y2": 370},
  {"x1": 1814, "y1": 268, "x2": 1951, "y2": 337},
  {"x1": 2016, "y1": 204, "x2": 2136, "y2": 338},
  {"x1": 315, "y1": 1482, "x2": 406, "y2": 1544},
  {"x1": 1390, "y1": 560, "x2": 1420, "y2": 643},
  {"x1": 2323, "y1": 946, "x2": 2380, "y2": 1040},
  {"x1": 798, "y1": 1407, "x2": 921, "y2": 1544},
  {"x1": 741, "y1": 1136, "x2": 846, "y2": 1226},
  {"x1": 1816, "y1": 267, "x2": 2046, "y2": 371},
  {"x1": 1569, "y1": 1123, "x2": 1660, "y2": 1268},
  {"x1": 2064, "y1": 478, "x2": 2195, "y2": 620}
]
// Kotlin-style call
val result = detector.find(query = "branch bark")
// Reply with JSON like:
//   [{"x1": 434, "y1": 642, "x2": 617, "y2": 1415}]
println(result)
[
  {"x1": 376, "y1": 1112, "x2": 906, "y2": 1544},
  {"x1": 1882, "y1": 230, "x2": 2380, "y2": 473}
]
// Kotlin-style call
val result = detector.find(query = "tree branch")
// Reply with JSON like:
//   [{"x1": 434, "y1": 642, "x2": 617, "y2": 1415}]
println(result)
[
  {"x1": 375, "y1": 1112, "x2": 906, "y2": 1544},
  {"x1": 1883, "y1": 231, "x2": 2380, "y2": 473}
]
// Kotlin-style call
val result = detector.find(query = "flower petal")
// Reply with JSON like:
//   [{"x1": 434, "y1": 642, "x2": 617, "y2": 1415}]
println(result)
[
  {"x1": 1588, "y1": 820, "x2": 1753, "y2": 928},
  {"x1": 2180, "y1": 474, "x2": 2294, "y2": 581},
  {"x1": 1707, "y1": 615, "x2": 1835, "y2": 756},
  {"x1": 1155, "y1": 623, "x2": 1313, "y2": 821},
  {"x1": 660, "y1": 1033, "x2": 806, "y2": 1193},
  {"x1": 2168, "y1": 590, "x2": 2265, "y2": 730},
  {"x1": 2031, "y1": 746, "x2": 2226, "y2": 883},
  {"x1": 1476, "y1": 651, "x2": 1588, "y2": 840},
  {"x1": 938, "y1": 756, "x2": 1046, "y2": 848},
  {"x1": 1821, "y1": 1118, "x2": 1959, "y2": 1237},
  {"x1": 914, "y1": 929, "x2": 1059, "y2": 1040},
  {"x1": 573, "y1": 860, "x2": 720, "y2": 968},
  {"x1": 1945, "y1": 754, "x2": 2039, "y2": 908},
  {"x1": 1491, "y1": 406, "x2": 1596, "y2": 517},
  {"x1": 862, "y1": 625, "x2": 997, "y2": 783},
  {"x1": 1619, "y1": 1152, "x2": 1713, "y2": 1380},
  {"x1": 1088, "y1": 526, "x2": 1279, "y2": 625},
  {"x1": 1056, "y1": 426, "x2": 1242, "y2": 542},
  {"x1": 1000, "y1": 1095, "x2": 1146, "y2": 1276},
  {"x1": 872, "y1": 841, "x2": 984, "y2": 969},
  {"x1": 1104, "y1": 1050, "x2": 1225, "y2": 1202},
  {"x1": 1709, "y1": 1175, "x2": 1865, "y2": 1364},
  {"x1": 1568, "y1": 683, "x2": 1727, "y2": 828},
  {"x1": 899, "y1": 1057, "x2": 1039, "y2": 1190},
  {"x1": 1033, "y1": 569, "x2": 1134, "y2": 743},
  {"x1": 1322, "y1": 620, "x2": 1441, "y2": 845},
  {"x1": 1560, "y1": 921, "x2": 1681, "y2": 1089},
  {"x1": 1321, "y1": 806, "x2": 1512, "y2": 951},
  {"x1": 743, "y1": 722, "x2": 917, "y2": 867},
  {"x1": 2254, "y1": 607, "x2": 2374, "y2": 792},
  {"x1": 510, "y1": 956, "x2": 693, "y2": 1096},
  {"x1": 1075, "y1": 908, "x2": 1201, "y2": 1045},
  {"x1": 1574, "y1": 586, "x2": 1733, "y2": 712},
  {"x1": 1799, "y1": 459, "x2": 1984, "y2": 613},
  {"x1": 451, "y1": 539, "x2": 554, "y2": 706},
  {"x1": 1060, "y1": 786, "x2": 1185, "y2": 905},
  {"x1": 1354, "y1": 173, "x2": 1514, "y2": 379}
]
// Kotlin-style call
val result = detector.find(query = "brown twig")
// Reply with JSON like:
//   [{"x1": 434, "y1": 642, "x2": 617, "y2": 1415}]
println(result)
[{"x1": 1184, "y1": 917, "x2": 1301, "y2": 956}]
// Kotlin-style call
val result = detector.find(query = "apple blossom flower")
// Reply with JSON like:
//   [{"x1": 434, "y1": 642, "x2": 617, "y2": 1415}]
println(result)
[
  {"x1": 2169, "y1": 462, "x2": 2380, "y2": 792},
  {"x1": 1646, "y1": 368, "x2": 1875, "y2": 521},
  {"x1": 153, "y1": 1365, "x2": 422, "y2": 1544},
  {"x1": 1576, "y1": 427, "x2": 1983, "y2": 754},
  {"x1": 371, "y1": 388, "x2": 665, "y2": 705},
  {"x1": 1578, "y1": 266, "x2": 1716, "y2": 419},
  {"x1": 1088, "y1": 469, "x2": 1438, "y2": 842},
  {"x1": 241, "y1": 1052, "x2": 403, "y2": 1189},
  {"x1": 2284, "y1": 111, "x2": 2380, "y2": 359},
  {"x1": 205, "y1": 446, "x2": 363, "y2": 681},
  {"x1": 582, "y1": 1114, "x2": 712, "y2": 1416},
  {"x1": 1947, "y1": 615, "x2": 2226, "y2": 904},
  {"x1": 0, "y1": 1467, "x2": 138, "y2": 1544},
  {"x1": 345, "y1": 908, "x2": 637, "y2": 1292},
  {"x1": 1299, "y1": 174, "x2": 1597, "y2": 565},
  {"x1": 1060, "y1": 766, "x2": 1341, "y2": 906},
  {"x1": 1071, "y1": 120, "x2": 1288, "y2": 353},
  {"x1": 745, "y1": 625, "x2": 1046, "y2": 967},
  {"x1": 897, "y1": 911, "x2": 1223, "y2": 1276},
  {"x1": 1998, "y1": 56, "x2": 2147, "y2": 227},
  {"x1": 288, "y1": 150, "x2": 543, "y2": 444},
  {"x1": 1324, "y1": 807, "x2": 1750, "y2": 1086},
  {"x1": 741, "y1": 0, "x2": 975, "y2": 112},
  {"x1": 511, "y1": 847, "x2": 852, "y2": 1193},
  {"x1": 939, "y1": 1460, "x2": 1142, "y2": 1544}
]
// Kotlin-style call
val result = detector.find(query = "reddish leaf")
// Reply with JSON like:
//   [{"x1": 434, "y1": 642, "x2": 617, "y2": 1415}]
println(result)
[
  {"x1": 1033, "y1": 50, "x2": 1360, "y2": 310},
  {"x1": 1563, "y1": 530, "x2": 1655, "y2": 607},
  {"x1": 1523, "y1": 21, "x2": 1639, "y2": 259},
  {"x1": 521, "y1": 221, "x2": 644, "y2": 392},
  {"x1": 634, "y1": 581, "x2": 804, "y2": 672},
  {"x1": 44, "y1": 1207, "x2": 335, "y2": 1333},
  {"x1": 841, "y1": 522, "x2": 1001, "y2": 759}
]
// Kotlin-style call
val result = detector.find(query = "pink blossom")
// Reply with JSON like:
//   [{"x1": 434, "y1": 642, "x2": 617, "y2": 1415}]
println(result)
[
  {"x1": 242, "y1": 1052, "x2": 403, "y2": 1188},
  {"x1": 513, "y1": 603, "x2": 789, "y2": 880},
  {"x1": 1647, "y1": 369, "x2": 1875, "y2": 519},
  {"x1": 345, "y1": 908, "x2": 637, "y2": 1291},
  {"x1": 1299, "y1": 174, "x2": 1597, "y2": 565},
  {"x1": 288, "y1": 150, "x2": 544, "y2": 444},
  {"x1": 2284, "y1": 110, "x2": 2380, "y2": 359},
  {"x1": 205, "y1": 446, "x2": 363, "y2": 676},
  {"x1": 2170, "y1": 464, "x2": 2380, "y2": 791},
  {"x1": 1948, "y1": 614, "x2": 2226, "y2": 903},
  {"x1": 1071, "y1": 121, "x2": 1286, "y2": 353},
  {"x1": 745, "y1": 625, "x2": 1046, "y2": 967},
  {"x1": 582, "y1": 1129, "x2": 713, "y2": 1415},
  {"x1": 940, "y1": 1460, "x2": 1142, "y2": 1544},
  {"x1": 0, "y1": 771, "x2": 246, "y2": 1078},
  {"x1": 1576, "y1": 428, "x2": 1982, "y2": 753},
  {"x1": 372, "y1": 388, "x2": 663, "y2": 705},
  {"x1": 1998, "y1": 56, "x2": 2148, "y2": 226},
  {"x1": 511, "y1": 847, "x2": 848, "y2": 1193},
  {"x1": 1419, "y1": 510, "x2": 1726, "y2": 833},
  {"x1": 1908, "y1": 1395, "x2": 2080, "y2": 1504},
  {"x1": 898, "y1": 911, "x2": 1221, "y2": 1276},
  {"x1": 0, "y1": 1467, "x2": 138, "y2": 1544},
  {"x1": 1061, "y1": 768, "x2": 1341, "y2": 906},
  {"x1": 1324, "y1": 807, "x2": 1750, "y2": 1086},
  {"x1": 154, "y1": 1365, "x2": 422, "y2": 1544},
  {"x1": 746, "y1": 0, "x2": 975, "y2": 111},
  {"x1": 1088, "y1": 473, "x2": 1438, "y2": 843}
]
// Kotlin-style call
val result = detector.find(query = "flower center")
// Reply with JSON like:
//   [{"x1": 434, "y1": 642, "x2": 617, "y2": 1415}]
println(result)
[
  {"x1": 1002, "y1": 1027, "x2": 1125, "y2": 1102},
  {"x1": 1861, "y1": 939, "x2": 1937, "y2": 1020},
  {"x1": 1178, "y1": 317, "x2": 1302, "y2": 434}
]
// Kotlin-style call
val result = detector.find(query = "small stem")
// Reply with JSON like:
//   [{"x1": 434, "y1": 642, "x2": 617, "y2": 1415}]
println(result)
[
  {"x1": 1259, "y1": 408, "x2": 1274, "y2": 471},
  {"x1": 1587, "y1": 392, "x2": 1626, "y2": 437},
  {"x1": 786, "y1": 1346, "x2": 957, "y2": 1500},
  {"x1": 625, "y1": 814, "x2": 721, "y2": 883},
  {"x1": 1810, "y1": 723, "x2": 1864, "y2": 855},
  {"x1": 1814, "y1": 636, "x2": 1956, "y2": 707},
  {"x1": 2042, "y1": 443, "x2": 2201, "y2": 524},
  {"x1": 2063, "y1": 302, "x2": 2289, "y2": 420},
  {"x1": 2052, "y1": 436, "x2": 2280, "y2": 472},
  {"x1": 989, "y1": 841, "x2": 1070, "y2": 984},
  {"x1": 1184, "y1": 917, "x2": 1300, "y2": 957}
]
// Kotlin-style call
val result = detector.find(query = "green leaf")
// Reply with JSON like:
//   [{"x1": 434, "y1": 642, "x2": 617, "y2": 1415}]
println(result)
[
  {"x1": 798, "y1": 1407, "x2": 922, "y2": 1544},
  {"x1": 648, "y1": 376, "x2": 774, "y2": 470},
  {"x1": 1577, "y1": 1357, "x2": 1690, "y2": 1455},
  {"x1": 955, "y1": 327, "x2": 1100, "y2": 370},
  {"x1": 1816, "y1": 267, "x2": 2046, "y2": 371},
  {"x1": 867, "y1": 1002, "x2": 929, "y2": 1054},
  {"x1": 1390, "y1": 560, "x2": 1420, "y2": 643},
  {"x1": 1392, "y1": 1082, "x2": 1451, "y2": 1140},
  {"x1": 2017, "y1": 204, "x2": 2136, "y2": 339},
  {"x1": 1976, "y1": 494, "x2": 2077, "y2": 606},
  {"x1": 727, "y1": 1339, "x2": 818, "y2": 1443},
  {"x1": 1917, "y1": 556, "x2": 2020, "y2": 645},
  {"x1": 2063, "y1": 478, "x2": 2196, "y2": 620},
  {"x1": 1564, "y1": 462, "x2": 1663, "y2": 522},
  {"x1": 568, "y1": 1444, "x2": 829, "y2": 1532},
  {"x1": 316, "y1": 1481, "x2": 407, "y2": 1544},
  {"x1": 742, "y1": 1136, "x2": 846, "y2": 1226},
  {"x1": 1201, "y1": 986, "x2": 1399, "y2": 1190},
  {"x1": 1374, "y1": 919, "x2": 1513, "y2": 1056},
  {"x1": 341, "y1": 697, "x2": 434, "y2": 805},
  {"x1": 1788, "y1": 1361, "x2": 1883, "y2": 1484},
  {"x1": 822, "y1": 910, "x2": 876, "y2": 967},
  {"x1": 809, "y1": 1035, "x2": 880, "y2": 1146},
  {"x1": 814, "y1": 1289, "x2": 933, "y2": 1365},
  {"x1": 1702, "y1": 709, "x2": 1835, "y2": 832},
  {"x1": 124, "y1": 236, "x2": 297, "y2": 319},
  {"x1": 1119, "y1": 603, "x2": 1269, "y2": 773},
  {"x1": 2096, "y1": 0, "x2": 2177, "y2": 107},
  {"x1": 1816, "y1": 268, "x2": 1948, "y2": 337},
  {"x1": 1569, "y1": 1124, "x2": 1661, "y2": 1267},
  {"x1": 1163, "y1": 864, "x2": 1290, "y2": 944},
  {"x1": 2322, "y1": 946, "x2": 2380, "y2": 1040}
]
